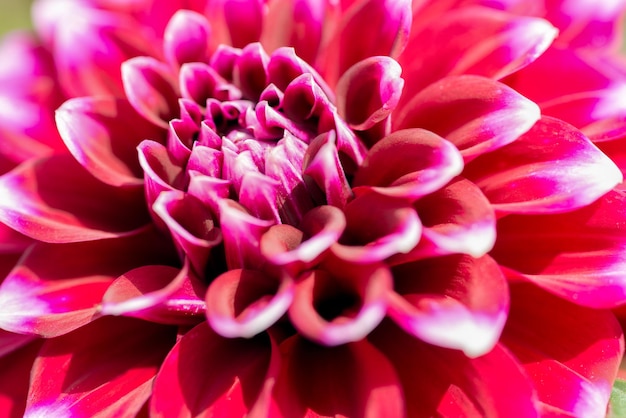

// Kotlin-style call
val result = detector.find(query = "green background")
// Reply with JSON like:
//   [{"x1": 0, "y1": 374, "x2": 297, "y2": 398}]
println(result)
[{"x1": 0, "y1": 0, "x2": 32, "y2": 35}]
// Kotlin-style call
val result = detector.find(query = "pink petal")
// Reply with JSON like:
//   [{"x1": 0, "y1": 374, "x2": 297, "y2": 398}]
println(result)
[
  {"x1": 56, "y1": 97, "x2": 165, "y2": 187},
  {"x1": 394, "y1": 75, "x2": 541, "y2": 162},
  {"x1": 0, "y1": 340, "x2": 42, "y2": 418},
  {"x1": 0, "y1": 227, "x2": 177, "y2": 336},
  {"x1": 223, "y1": 0, "x2": 265, "y2": 48},
  {"x1": 272, "y1": 335, "x2": 405, "y2": 417},
  {"x1": 332, "y1": 192, "x2": 422, "y2": 262},
  {"x1": 0, "y1": 154, "x2": 150, "y2": 243},
  {"x1": 288, "y1": 256, "x2": 392, "y2": 346},
  {"x1": 400, "y1": 6, "x2": 556, "y2": 95},
  {"x1": 387, "y1": 254, "x2": 508, "y2": 357},
  {"x1": 321, "y1": 0, "x2": 412, "y2": 85},
  {"x1": 25, "y1": 317, "x2": 176, "y2": 418},
  {"x1": 100, "y1": 263, "x2": 206, "y2": 325},
  {"x1": 151, "y1": 322, "x2": 279, "y2": 418},
  {"x1": 502, "y1": 282, "x2": 623, "y2": 417},
  {"x1": 492, "y1": 187, "x2": 626, "y2": 308},
  {"x1": 233, "y1": 42, "x2": 270, "y2": 101},
  {"x1": 121, "y1": 56, "x2": 180, "y2": 128},
  {"x1": 33, "y1": 0, "x2": 159, "y2": 97},
  {"x1": 163, "y1": 10, "x2": 212, "y2": 68},
  {"x1": 465, "y1": 116, "x2": 623, "y2": 214},
  {"x1": 370, "y1": 323, "x2": 540, "y2": 417},
  {"x1": 153, "y1": 190, "x2": 223, "y2": 275},
  {"x1": 137, "y1": 139, "x2": 186, "y2": 212},
  {"x1": 353, "y1": 128, "x2": 463, "y2": 200},
  {"x1": 205, "y1": 268, "x2": 294, "y2": 338}
]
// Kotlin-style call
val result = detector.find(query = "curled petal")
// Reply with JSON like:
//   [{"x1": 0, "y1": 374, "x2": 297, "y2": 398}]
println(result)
[
  {"x1": 25, "y1": 317, "x2": 176, "y2": 418},
  {"x1": 288, "y1": 257, "x2": 392, "y2": 346},
  {"x1": 0, "y1": 154, "x2": 150, "y2": 243},
  {"x1": 153, "y1": 190, "x2": 223, "y2": 275},
  {"x1": 151, "y1": 322, "x2": 280, "y2": 418},
  {"x1": 336, "y1": 56, "x2": 404, "y2": 132},
  {"x1": 122, "y1": 56, "x2": 180, "y2": 128},
  {"x1": 56, "y1": 97, "x2": 165, "y2": 187},
  {"x1": 137, "y1": 139, "x2": 185, "y2": 210},
  {"x1": 492, "y1": 188, "x2": 626, "y2": 308},
  {"x1": 387, "y1": 254, "x2": 509, "y2": 357},
  {"x1": 503, "y1": 283, "x2": 623, "y2": 417},
  {"x1": 0, "y1": 228, "x2": 177, "y2": 337},
  {"x1": 206, "y1": 269, "x2": 294, "y2": 338},
  {"x1": 353, "y1": 128, "x2": 463, "y2": 200},
  {"x1": 163, "y1": 10, "x2": 212, "y2": 67},
  {"x1": 333, "y1": 192, "x2": 421, "y2": 262},
  {"x1": 233, "y1": 42, "x2": 270, "y2": 100},
  {"x1": 101, "y1": 263, "x2": 206, "y2": 325},
  {"x1": 272, "y1": 336, "x2": 405, "y2": 417},
  {"x1": 223, "y1": 0, "x2": 265, "y2": 48},
  {"x1": 261, "y1": 205, "x2": 346, "y2": 273},
  {"x1": 465, "y1": 116, "x2": 623, "y2": 214},
  {"x1": 394, "y1": 75, "x2": 541, "y2": 162},
  {"x1": 187, "y1": 172, "x2": 230, "y2": 216}
]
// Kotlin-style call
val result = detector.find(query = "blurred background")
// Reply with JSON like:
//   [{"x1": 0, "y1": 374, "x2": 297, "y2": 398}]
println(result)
[{"x1": 0, "y1": 0, "x2": 32, "y2": 34}]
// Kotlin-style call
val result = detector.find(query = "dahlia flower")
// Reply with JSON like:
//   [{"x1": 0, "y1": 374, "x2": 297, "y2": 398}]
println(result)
[{"x1": 0, "y1": 0, "x2": 625, "y2": 417}]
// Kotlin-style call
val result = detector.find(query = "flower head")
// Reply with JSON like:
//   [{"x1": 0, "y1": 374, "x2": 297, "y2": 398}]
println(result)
[{"x1": 0, "y1": 0, "x2": 625, "y2": 416}]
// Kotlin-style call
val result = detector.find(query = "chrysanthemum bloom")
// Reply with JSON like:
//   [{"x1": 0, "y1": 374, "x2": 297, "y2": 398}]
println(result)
[{"x1": 0, "y1": 0, "x2": 625, "y2": 416}]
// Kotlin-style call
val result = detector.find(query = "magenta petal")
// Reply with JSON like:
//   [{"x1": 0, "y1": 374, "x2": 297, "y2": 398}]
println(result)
[
  {"x1": 336, "y1": 56, "x2": 404, "y2": 131},
  {"x1": 121, "y1": 56, "x2": 180, "y2": 128},
  {"x1": 288, "y1": 257, "x2": 392, "y2": 346},
  {"x1": 233, "y1": 42, "x2": 270, "y2": 100},
  {"x1": 101, "y1": 263, "x2": 205, "y2": 325},
  {"x1": 465, "y1": 116, "x2": 623, "y2": 214},
  {"x1": 492, "y1": 188, "x2": 626, "y2": 308},
  {"x1": 206, "y1": 269, "x2": 294, "y2": 338},
  {"x1": 371, "y1": 323, "x2": 539, "y2": 417},
  {"x1": 0, "y1": 340, "x2": 41, "y2": 418},
  {"x1": 0, "y1": 228, "x2": 176, "y2": 336},
  {"x1": 333, "y1": 192, "x2": 422, "y2": 262},
  {"x1": 223, "y1": 0, "x2": 265, "y2": 48},
  {"x1": 153, "y1": 190, "x2": 222, "y2": 275},
  {"x1": 273, "y1": 336, "x2": 405, "y2": 417},
  {"x1": 151, "y1": 322, "x2": 279, "y2": 417},
  {"x1": 56, "y1": 97, "x2": 165, "y2": 187},
  {"x1": 387, "y1": 254, "x2": 508, "y2": 357},
  {"x1": 353, "y1": 128, "x2": 463, "y2": 199},
  {"x1": 25, "y1": 317, "x2": 175, "y2": 418},
  {"x1": 503, "y1": 283, "x2": 623, "y2": 417},
  {"x1": 137, "y1": 139, "x2": 185, "y2": 211},
  {"x1": 0, "y1": 154, "x2": 150, "y2": 242},
  {"x1": 163, "y1": 10, "x2": 212, "y2": 67},
  {"x1": 394, "y1": 75, "x2": 540, "y2": 162}
]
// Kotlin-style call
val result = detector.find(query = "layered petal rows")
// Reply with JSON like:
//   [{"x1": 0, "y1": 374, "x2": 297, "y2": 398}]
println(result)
[{"x1": 0, "y1": 0, "x2": 625, "y2": 417}]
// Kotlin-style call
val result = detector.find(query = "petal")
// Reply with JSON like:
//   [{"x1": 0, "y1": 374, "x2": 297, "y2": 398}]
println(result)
[
  {"x1": 321, "y1": 0, "x2": 412, "y2": 85},
  {"x1": 332, "y1": 192, "x2": 422, "y2": 262},
  {"x1": 100, "y1": 263, "x2": 206, "y2": 325},
  {"x1": 288, "y1": 256, "x2": 392, "y2": 346},
  {"x1": 465, "y1": 116, "x2": 623, "y2": 214},
  {"x1": 387, "y1": 254, "x2": 509, "y2": 357},
  {"x1": 502, "y1": 282, "x2": 623, "y2": 417},
  {"x1": 353, "y1": 128, "x2": 464, "y2": 200},
  {"x1": 0, "y1": 154, "x2": 150, "y2": 243},
  {"x1": 233, "y1": 42, "x2": 270, "y2": 101},
  {"x1": 370, "y1": 323, "x2": 540, "y2": 417},
  {"x1": 25, "y1": 317, "x2": 176, "y2": 418},
  {"x1": 0, "y1": 340, "x2": 42, "y2": 418},
  {"x1": 56, "y1": 97, "x2": 165, "y2": 187},
  {"x1": 0, "y1": 227, "x2": 177, "y2": 336},
  {"x1": 151, "y1": 322, "x2": 279, "y2": 418},
  {"x1": 121, "y1": 56, "x2": 180, "y2": 129},
  {"x1": 272, "y1": 335, "x2": 405, "y2": 417},
  {"x1": 407, "y1": 177, "x2": 496, "y2": 259},
  {"x1": 336, "y1": 56, "x2": 404, "y2": 133},
  {"x1": 153, "y1": 190, "x2": 223, "y2": 275},
  {"x1": 394, "y1": 75, "x2": 541, "y2": 162},
  {"x1": 205, "y1": 268, "x2": 294, "y2": 338},
  {"x1": 137, "y1": 139, "x2": 185, "y2": 212},
  {"x1": 400, "y1": 6, "x2": 556, "y2": 95},
  {"x1": 492, "y1": 188, "x2": 626, "y2": 308},
  {"x1": 223, "y1": 0, "x2": 265, "y2": 48},
  {"x1": 163, "y1": 10, "x2": 212, "y2": 67}
]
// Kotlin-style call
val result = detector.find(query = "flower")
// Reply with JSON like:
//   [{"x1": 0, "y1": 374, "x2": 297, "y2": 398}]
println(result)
[{"x1": 0, "y1": 0, "x2": 625, "y2": 416}]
